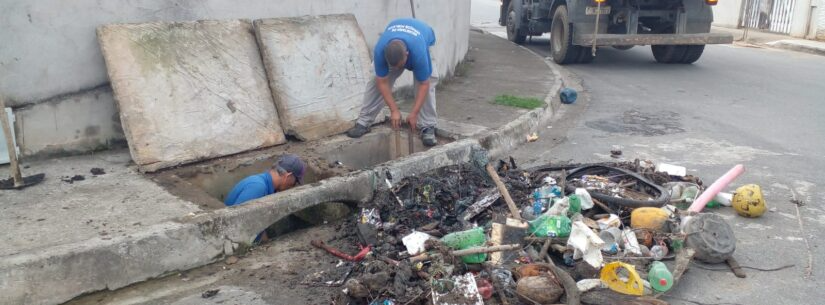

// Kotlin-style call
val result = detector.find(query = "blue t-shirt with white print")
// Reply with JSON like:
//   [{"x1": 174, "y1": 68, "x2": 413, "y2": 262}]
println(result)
[{"x1": 374, "y1": 18, "x2": 436, "y2": 82}]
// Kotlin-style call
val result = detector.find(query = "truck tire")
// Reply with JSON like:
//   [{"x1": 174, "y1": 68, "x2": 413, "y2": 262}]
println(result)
[
  {"x1": 506, "y1": 1, "x2": 527, "y2": 44},
  {"x1": 652, "y1": 45, "x2": 687, "y2": 63},
  {"x1": 577, "y1": 48, "x2": 595, "y2": 63},
  {"x1": 652, "y1": 45, "x2": 704, "y2": 64},
  {"x1": 550, "y1": 5, "x2": 581, "y2": 64},
  {"x1": 680, "y1": 45, "x2": 705, "y2": 64}
]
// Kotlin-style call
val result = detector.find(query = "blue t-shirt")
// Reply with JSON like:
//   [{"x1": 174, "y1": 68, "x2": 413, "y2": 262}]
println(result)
[
  {"x1": 224, "y1": 172, "x2": 276, "y2": 206},
  {"x1": 374, "y1": 18, "x2": 436, "y2": 82}
]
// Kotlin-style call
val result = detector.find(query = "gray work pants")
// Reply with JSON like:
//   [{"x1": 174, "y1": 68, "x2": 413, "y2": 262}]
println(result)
[{"x1": 355, "y1": 61, "x2": 439, "y2": 130}]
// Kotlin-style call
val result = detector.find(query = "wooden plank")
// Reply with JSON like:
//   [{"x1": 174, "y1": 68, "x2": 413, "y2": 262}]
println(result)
[{"x1": 574, "y1": 33, "x2": 734, "y2": 46}]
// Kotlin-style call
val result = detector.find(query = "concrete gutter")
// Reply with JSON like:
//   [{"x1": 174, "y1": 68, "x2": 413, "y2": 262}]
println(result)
[
  {"x1": 767, "y1": 39, "x2": 825, "y2": 56},
  {"x1": 0, "y1": 32, "x2": 565, "y2": 305}
]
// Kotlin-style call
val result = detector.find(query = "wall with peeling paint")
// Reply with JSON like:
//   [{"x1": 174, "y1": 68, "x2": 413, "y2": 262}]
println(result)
[{"x1": 0, "y1": 0, "x2": 471, "y2": 158}]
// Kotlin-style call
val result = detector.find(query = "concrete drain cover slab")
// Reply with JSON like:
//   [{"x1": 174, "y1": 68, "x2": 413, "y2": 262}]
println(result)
[
  {"x1": 98, "y1": 20, "x2": 286, "y2": 172},
  {"x1": 255, "y1": 14, "x2": 372, "y2": 141}
]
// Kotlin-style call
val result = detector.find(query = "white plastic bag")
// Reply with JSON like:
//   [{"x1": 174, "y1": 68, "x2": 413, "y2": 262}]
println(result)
[{"x1": 575, "y1": 188, "x2": 595, "y2": 210}]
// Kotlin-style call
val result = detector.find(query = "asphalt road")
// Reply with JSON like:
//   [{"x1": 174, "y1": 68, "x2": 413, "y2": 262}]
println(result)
[{"x1": 473, "y1": 0, "x2": 825, "y2": 304}]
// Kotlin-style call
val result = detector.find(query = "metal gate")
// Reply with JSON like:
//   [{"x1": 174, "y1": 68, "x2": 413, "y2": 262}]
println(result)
[{"x1": 740, "y1": 0, "x2": 796, "y2": 34}]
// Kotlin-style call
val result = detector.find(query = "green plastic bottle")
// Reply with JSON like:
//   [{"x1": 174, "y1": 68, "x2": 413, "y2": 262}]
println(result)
[
  {"x1": 440, "y1": 227, "x2": 487, "y2": 263},
  {"x1": 648, "y1": 261, "x2": 673, "y2": 292},
  {"x1": 528, "y1": 214, "x2": 572, "y2": 237},
  {"x1": 567, "y1": 195, "x2": 581, "y2": 216}
]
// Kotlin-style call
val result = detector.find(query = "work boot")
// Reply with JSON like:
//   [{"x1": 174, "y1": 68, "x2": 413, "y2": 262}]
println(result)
[
  {"x1": 346, "y1": 123, "x2": 370, "y2": 138},
  {"x1": 421, "y1": 127, "x2": 437, "y2": 147}
]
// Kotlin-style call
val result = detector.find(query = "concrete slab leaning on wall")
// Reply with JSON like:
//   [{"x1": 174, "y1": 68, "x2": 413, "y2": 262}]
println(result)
[
  {"x1": 97, "y1": 20, "x2": 286, "y2": 172},
  {"x1": 255, "y1": 14, "x2": 373, "y2": 141},
  {"x1": 13, "y1": 86, "x2": 125, "y2": 159}
]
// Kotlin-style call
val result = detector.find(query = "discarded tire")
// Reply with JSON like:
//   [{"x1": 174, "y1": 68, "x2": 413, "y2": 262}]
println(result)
[
  {"x1": 684, "y1": 213, "x2": 736, "y2": 263},
  {"x1": 565, "y1": 165, "x2": 670, "y2": 208}
]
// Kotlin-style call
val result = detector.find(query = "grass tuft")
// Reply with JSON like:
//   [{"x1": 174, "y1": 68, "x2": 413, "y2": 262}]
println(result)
[{"x1": 493, "y1": 95, "x2": 545, "y2": 109}]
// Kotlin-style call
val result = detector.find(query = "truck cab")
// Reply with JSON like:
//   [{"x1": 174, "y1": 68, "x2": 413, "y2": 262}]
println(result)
[{"x1": 500, "y1": 0, "x2": 733, "y2": 64}]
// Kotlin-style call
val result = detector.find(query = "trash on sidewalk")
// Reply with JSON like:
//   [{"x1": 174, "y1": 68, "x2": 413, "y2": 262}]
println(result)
[
  {"x1": 655, "y1": 162, "x2": 686, "y2": 177},
  {"x1": 560, "y1": 87, "x2": 578, "y2": 104},
  {"x1": 567, "y1": 221, "x2": 605, "y2": 268},
  {"x1": 732, "y1": 184, "x2": 766, "y2": 217},
  {"x1": 402, "y1": 231, "x2": 434, "y2": 256},
  {"x1": 304, "y1": 152, "x2": 754, "y2": 304},
  {"x1": 431, "y1": 273, "x2": 484, "y2": 305}
]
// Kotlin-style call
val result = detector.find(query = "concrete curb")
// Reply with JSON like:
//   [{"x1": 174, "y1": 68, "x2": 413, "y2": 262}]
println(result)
[
  {"x1": 472, "y1": 28, "x2": 565, "y2": 159},
  {"x1": 0, "y1": 31, "x2": 567, "y2": 305},
  {"x1": 767, "y1": 40, "x2": 825, "y2": 56}
]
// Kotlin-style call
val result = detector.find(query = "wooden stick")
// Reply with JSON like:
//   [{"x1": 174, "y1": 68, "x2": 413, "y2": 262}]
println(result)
[
  {"x1": 486, "y1": 164, "x2": 522, "y2": 220},
  {"x1": 409, "y1": 244, "x2": 522, "y2": 262},
  {"x1": 394, "y1": 129, "x2": 402, "y2": 158},
  {"x1": 0, "y1": 96, "x2": 22, "y2": 187},
  {"x1": 408, "y1": 125, "x2": 415, "y2": 154},
  {"x1": 726, "y1": 257, "x2": 747, "y2": 278},
  {"x1": 451, "y1": 244, "x2": 522, "y2": 256},
  {"x1": 592, "y1": 198, "x2": 615, "y2": 214}
]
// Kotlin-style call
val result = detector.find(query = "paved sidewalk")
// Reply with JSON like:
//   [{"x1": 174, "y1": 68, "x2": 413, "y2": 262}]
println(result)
[
  {"x1": 713, "y1": 26, "x2": 825, "y2": 56},
  {"x1": 399, "y1": 29, "x2": 554, "y2": 129},
  {"x1": 0, "y1": 29, "x2": 560, "y2": 305}
]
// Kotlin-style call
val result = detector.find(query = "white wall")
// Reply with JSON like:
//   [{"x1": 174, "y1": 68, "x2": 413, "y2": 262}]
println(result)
[
  {"x1": 0, "y1": 0, "x2": 471, "y2": 157},
  {"x1": 817, "y1": 1, "x2": 825, "y2": 39},
  {"x1": 713, "y1": 0, "x2": 745, "y2": 28}
]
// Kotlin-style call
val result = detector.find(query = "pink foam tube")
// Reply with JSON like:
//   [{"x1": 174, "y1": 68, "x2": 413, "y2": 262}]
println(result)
[{"x1": 688, "y1": 164, "x2": 745, "y2": 213}]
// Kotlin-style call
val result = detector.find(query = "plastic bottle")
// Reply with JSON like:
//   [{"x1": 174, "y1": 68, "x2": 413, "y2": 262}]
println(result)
[
  {"x1": 648, "y1": 261, "x2": 673, "y2": 292},
  {"x1": 528, "y1": 214, "x2": 572, "y2": 237},
  {"x1": 441, "y1": 227, "x2": 487, "y2": 263},
  {"x1": 568, "y1": 195, "x2": 582, "y2": 216},
  {"x1": 549, "y1": 185, "x2": 563, "y2": 198},
  {"x1": 532, "y1": 189, "x2": 544, "y2": 216},
  {"x1": 650, "y1": 245, "x2": 667, "y2": 260}
]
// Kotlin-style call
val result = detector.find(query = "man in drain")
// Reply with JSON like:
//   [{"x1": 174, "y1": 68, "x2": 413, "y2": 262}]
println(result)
[
  {"x1": 224, "y1": 154, "x2": 306, "y2": 242},
  {"x1": 346, "y1": 18, "x2": 439, "y2": 147}
]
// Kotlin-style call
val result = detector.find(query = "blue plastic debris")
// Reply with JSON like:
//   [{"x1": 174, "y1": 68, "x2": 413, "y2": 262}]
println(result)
[{"x1": 560, "y1": 87, "x2": 577, "y2": 104}]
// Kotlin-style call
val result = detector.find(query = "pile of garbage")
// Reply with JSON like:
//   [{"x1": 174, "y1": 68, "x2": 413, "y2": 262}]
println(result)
[{"x1": 306, "y1": 149, "x2": 764, "y2": 305}]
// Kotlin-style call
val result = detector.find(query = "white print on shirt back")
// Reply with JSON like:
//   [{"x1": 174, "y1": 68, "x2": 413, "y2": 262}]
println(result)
[{"x1": 387, "y1": 25, "x2": 421, "y2": 36}]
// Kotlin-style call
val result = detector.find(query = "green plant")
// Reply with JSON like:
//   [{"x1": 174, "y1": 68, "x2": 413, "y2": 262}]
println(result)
[{"x1": 493, "y1": 95, "x2": 545, "y2": 109}]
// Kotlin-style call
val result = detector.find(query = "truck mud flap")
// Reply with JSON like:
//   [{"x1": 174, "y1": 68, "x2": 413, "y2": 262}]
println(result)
[{"x1": 574, "y1": 33, "x2": 734, "y2": 46}]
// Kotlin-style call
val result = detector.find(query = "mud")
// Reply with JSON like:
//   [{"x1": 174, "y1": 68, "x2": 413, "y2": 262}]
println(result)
[
  {"x1": 60, "y1": 174, "x2": 85, "y2": 183},
  {"x1": 90, "y1": 167, "x2": 106, "y2": 175}
]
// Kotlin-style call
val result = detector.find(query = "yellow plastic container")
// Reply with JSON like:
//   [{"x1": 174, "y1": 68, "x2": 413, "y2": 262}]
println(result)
[
  {"x1": 732, "y1": 184, "x2": 766, "y2": 218},
  {"x1": 600, "y1": 262, "x2": 644, "y2": 296},
  {"x1": 630, "y1": 207, "x2": 669, "y2": 231}
]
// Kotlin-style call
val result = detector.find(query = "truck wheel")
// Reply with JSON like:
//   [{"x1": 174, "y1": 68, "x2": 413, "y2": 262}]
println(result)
[
  {"x1": 550, "y1": 5, "x2": 581, "y2": 64},
  {"x1": 680, "y1": 45, "x2": 705, "y2": 64},
  {"x1": 652, "y1": 45, "x2": 705, "y2": 64},
  {"x1": 652, "y1": 45, "x2": 687, "y2": 63},
  {"x1": 577, "y1": 48, "x2": 595, "y2": 63},
  {"x1": 506, "y1": 1, "x2": 526, "y2": 44}
]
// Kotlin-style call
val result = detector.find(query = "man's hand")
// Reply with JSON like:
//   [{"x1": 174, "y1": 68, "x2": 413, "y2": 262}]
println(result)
[
  {"x1": 406, "y1": 113, "x2": 418, "y2": 131},
  {"x1": 390, "y1": 110, "x2": 402, "y2": 129},
  {"x1": 407, "y1": 80, "x2": 429, "y2": 132}
]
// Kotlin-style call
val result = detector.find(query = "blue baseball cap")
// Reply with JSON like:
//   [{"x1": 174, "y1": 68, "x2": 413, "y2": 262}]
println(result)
[{"x1": 276, "y1": 154, "x2": 305, "y2": 184}]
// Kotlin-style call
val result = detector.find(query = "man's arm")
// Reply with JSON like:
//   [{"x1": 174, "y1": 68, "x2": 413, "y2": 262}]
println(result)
[
  {"x1": 377, "y1": 76, "x2": 402, "y2": 129},
  {"x1": 406, "y1": 80, "x2": 430, "y2": 130}
]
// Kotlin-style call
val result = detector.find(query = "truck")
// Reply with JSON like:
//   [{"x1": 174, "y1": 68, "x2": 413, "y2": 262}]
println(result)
[{"x1": 499, "y1": 0, "x2": 733, "y2": 64}]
